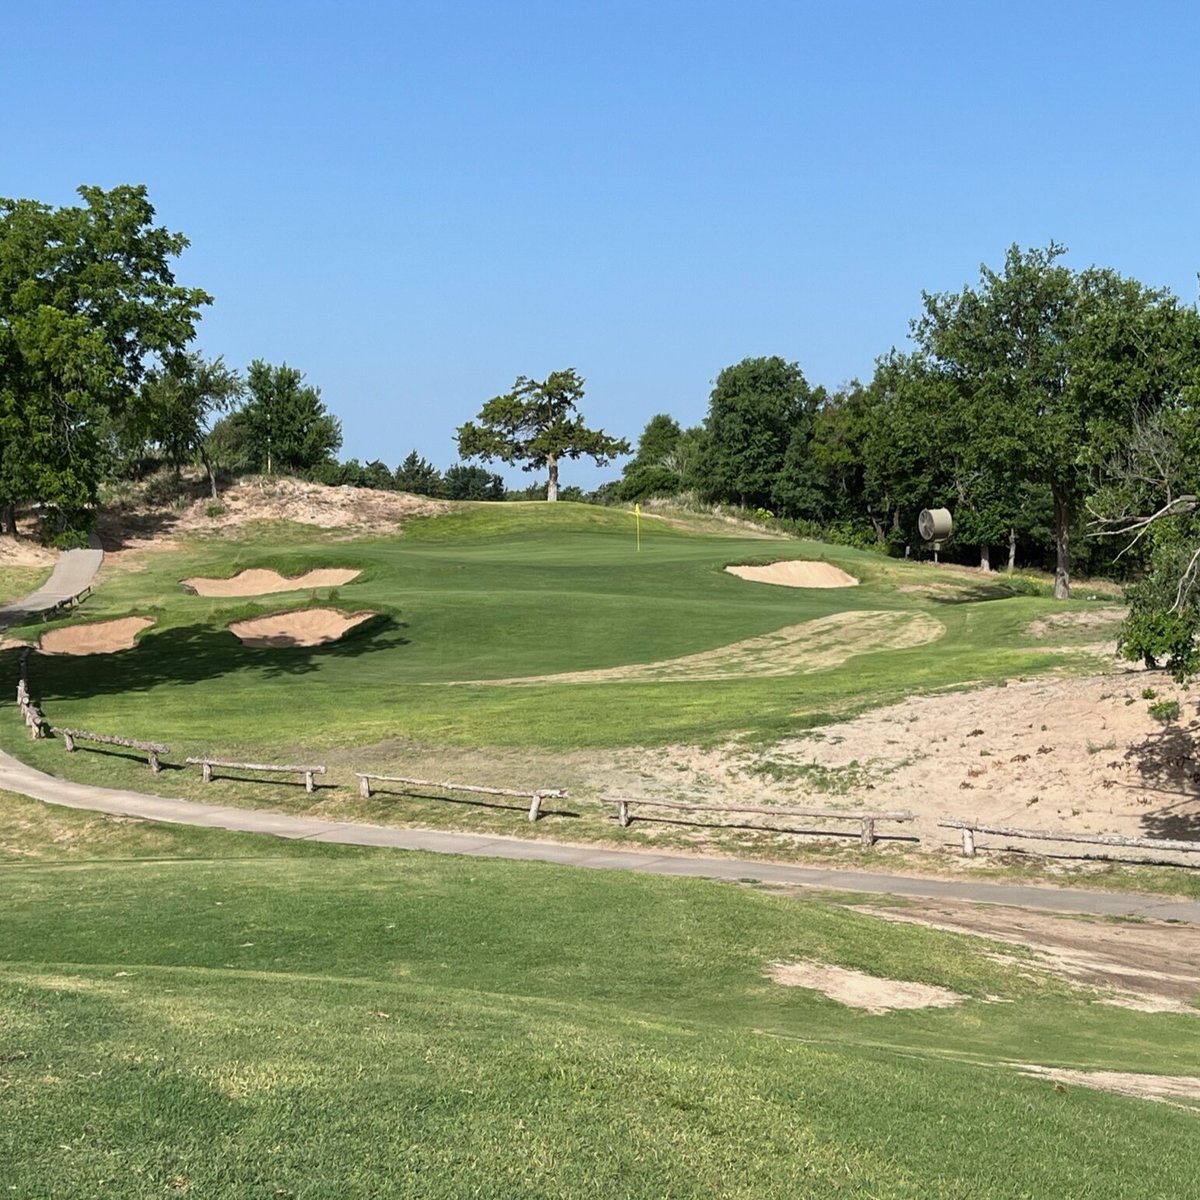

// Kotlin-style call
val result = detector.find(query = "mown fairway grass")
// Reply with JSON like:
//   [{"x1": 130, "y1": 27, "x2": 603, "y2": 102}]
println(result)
[
  {"x1": 1, "y1": 791, "x2": 1197, "y2": 1198},
  {"x1": 5, "y1": 502, "x2": 1114, "y2": 757}
]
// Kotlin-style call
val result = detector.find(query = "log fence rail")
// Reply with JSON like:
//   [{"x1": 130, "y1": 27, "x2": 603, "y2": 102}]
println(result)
[
  {"x1": 355, "y1": 773, "x2": 566, "y2": 821},
  {"x1": 188, "y1": 757, "x2": 327, "y2": 792},
  {"x1": 604, "y1": 797, "x2": 914, "y2": 848},
  {"x1": 938, "y1": 818, "x2": 1200, "y2": 859},
  {"x1": 54, "y1": 727, "x2": 170, "y2": 772}
]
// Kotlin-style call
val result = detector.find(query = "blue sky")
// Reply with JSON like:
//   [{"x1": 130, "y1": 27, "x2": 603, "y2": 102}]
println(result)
[{"x1": 7, "y1": 1, "x2": 1200, "y2": 490}]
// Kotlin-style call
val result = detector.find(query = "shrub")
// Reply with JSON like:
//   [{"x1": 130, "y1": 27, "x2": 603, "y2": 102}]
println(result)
[{"x1": 1148, "y1": 699, "x2": 1181, "y2": 723}]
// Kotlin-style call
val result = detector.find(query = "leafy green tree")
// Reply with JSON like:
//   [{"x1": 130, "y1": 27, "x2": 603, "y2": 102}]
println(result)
[
  {"x1": 808, "y1": 381, "x2": 873, "y2": 527},
  {"x1": 394, "y1": 451, "x2": 444, "y2": 496},
  {"x1": 618, "y1": 414, "x2": 683, "y2": 501},
  {"x1": 457, "y1": 368, "x2": 629, "y2": 501},
  {"x1": 0, "y1": 184, "x2": 211, "y2": 530},
  {"x1": 443, "y1": 463, "x2": 505, "y2": 500},
  {"x1": 235, "y1": 360, "x2": 342, "y2": 475},
  {"x1": 1091, "y1": 405, "x2": 1200, "y2": 676},
  {"x1": 914, "y1": 243, "x2": 1200, "y2": 596},
  {"x1": 698, "y1": 357, "x2": 813, "y2": 511},
  {"x1": 137, "y1": 353, "x2": 243, "y2": 497},
  {"x1": 360, "y1": 459, "x2": 394, "y2": 490}
]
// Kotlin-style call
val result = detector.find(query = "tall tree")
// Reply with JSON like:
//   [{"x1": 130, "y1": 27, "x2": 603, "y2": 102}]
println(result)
[
  {"x1": 618, "y1": 414, "x2": 683, "y2": 501},
  {"x1": 914, "y1": 243, "x2": 1200, "y2": 597},
  {"x1": 456, "y1": 368, "x2": 629, "y2": 501},
  {"x1": 394, "y1": 450, "x2": 444, "y2": 496},
  {"x1": 443, "y1": 463, "x2": 505, "y2": 500},
  {"x1": 698, "y1": 356, "x2": 813, "y2": 511},
  {"x1": 137, "y1": 353, "x2": 244, "y2": 497},
  {"x1": 235, "y1": 360, "x2": 342, "y2": 475},
  {"x1": 0, "y1": 184, "x2": 211, "y2": 530}
]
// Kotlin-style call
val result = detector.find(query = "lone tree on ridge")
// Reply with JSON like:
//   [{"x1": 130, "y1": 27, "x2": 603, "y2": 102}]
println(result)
[{"x1": 456, "y1": 368, "x2": 629, "y2": 501}]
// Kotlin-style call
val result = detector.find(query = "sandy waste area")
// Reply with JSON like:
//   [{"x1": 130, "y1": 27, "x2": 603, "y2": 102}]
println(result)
[
  {"x1": 98, "y1": 476, "x2": 448, "y2": 558},
  {"x1": 0, "y1": 536, "x2": 56, "y2": 567},
  {"x1": 859, "y1": 900, "x2": 1200, "y2": 1015},
  {"x1": 726, "y1": 560, "x2": 858, "y2": 588},
  {"x1": 229, "y1": 608, "x2": 375, "y2": 648},
  {"x1": 38, "y1": 617, "x2": 154, "y2": 655},
  {"x1": 184, "y1": 567, "x2": 360, "y2": 596},
  {"x1": 767, "y1": 959, "x2": 964, "y2": 1012}
]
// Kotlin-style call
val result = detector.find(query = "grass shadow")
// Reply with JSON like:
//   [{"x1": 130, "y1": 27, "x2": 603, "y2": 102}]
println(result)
[{"x1": 13, "y1": 615, "x2": 409, "y2": 704}]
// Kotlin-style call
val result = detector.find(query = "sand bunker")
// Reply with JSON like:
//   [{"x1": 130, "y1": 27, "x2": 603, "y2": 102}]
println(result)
[
  {"x1": 768, "y1": 960, "x2": 964, "y2": 1014},
  {"x1": 183, "y1": 568, "x2": 360, "y2": 597},
  {"x1": 1012, "y1": 1065, "x2": 1200, "y2": 1107},
  {"x1": 462, "y1": 610, "x2": 943, "y2": 686},
  {"x1": 38, "y1": 617, "x2": 153, "y2": 656},
  {"x1": 229, "y1": 608, "x2": 375, "y2": 648},
  {"x1": 726, "y1": 561, "x2": 858, "y2": 588}
]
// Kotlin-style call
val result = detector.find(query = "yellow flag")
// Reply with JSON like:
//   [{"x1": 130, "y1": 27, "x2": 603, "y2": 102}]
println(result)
[{"x1": 635, "y1": 503, "x2": 641, "y2": 552}]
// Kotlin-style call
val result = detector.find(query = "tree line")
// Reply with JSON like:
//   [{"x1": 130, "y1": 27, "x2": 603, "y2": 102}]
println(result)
[
  {"x1": 613, "y1": 244, "x2": 1200, "y2": 605},
  {"x1": 7, "y1": 187, "x2": 1200, "y2": 660}
]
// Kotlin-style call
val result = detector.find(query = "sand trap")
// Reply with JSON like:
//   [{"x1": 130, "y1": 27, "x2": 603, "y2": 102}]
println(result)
[
  {"x1": 460, "y1": 610, "x2": 943, "y2": 686},
  {"x1": 1012, "y1": 1065, "x2": 1200, "y2": 1107},
  {"x1": 229, "y1": 608, "x2": 375, "y2": 648},
  {"x1": 727, "y1": 561, "x2": 858, "y2": 588},
  {"x1": 38, "y1": 617, "x2": 154, "y2": 656},
  {"x1": 183, "y1": 568, "x2": 360, "y2": 597},
  {"x1": 768, "y1": 960, "x2": 964, "y2": 1014}
]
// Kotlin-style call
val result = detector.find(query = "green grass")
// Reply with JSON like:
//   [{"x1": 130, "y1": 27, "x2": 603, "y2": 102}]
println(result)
[
  {"x1": 1, "y1": 792, "x2": 1197, "y2": 1198},
  {"x1": 0, "y1": 562, "x2": 51, "y2": 606},
  {"x1": 8, "y1": 502, "x2": 1110, "y2": 756}
]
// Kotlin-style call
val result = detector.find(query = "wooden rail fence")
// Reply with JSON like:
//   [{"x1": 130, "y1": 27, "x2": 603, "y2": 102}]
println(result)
[
  {"x1": 188, "y1": 757, "x2": 327, "y2": 792},
  {"x1": 54, "y1": 727, "x2": 170, "y2": 772},
  {"x1": 938, "y1": 818, "x2": 1200, "y2": 860},
  {"x1": 355, "y1": 773, "x2": 566, "y2": 821},
  {"x1": 603, "y1": 797, "x2": 914, "y2": 848},
  {"x1": 40, "y1": 585, "x2": 92, "y2": 621},
  {"x1": 15, "y1": 656, "x2": 47, "y2": 739}
]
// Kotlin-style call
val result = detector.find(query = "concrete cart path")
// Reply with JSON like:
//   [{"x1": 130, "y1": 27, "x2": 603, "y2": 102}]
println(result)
[
  {"x1": 0, "y1": 535, "x2": 103, "y2": 627},
  {"x1": 2, "y1": 746, "x2": 1198, "y2": 923}
]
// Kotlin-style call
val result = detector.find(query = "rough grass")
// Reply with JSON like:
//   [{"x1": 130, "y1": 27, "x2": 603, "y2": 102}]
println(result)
[{"x1": 1, "y1": 792, "x2": 1197, "y2": 1198}]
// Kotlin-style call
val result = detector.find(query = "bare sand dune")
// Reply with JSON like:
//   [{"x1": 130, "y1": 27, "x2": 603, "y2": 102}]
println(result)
[
  {"x1": 39, "y1": 617, "x2": 153, "y2": 656},
  {"x1": 229, "y1": 608, "x2": 375, "y2": 648},
  {"x1": 767, "y1": 960, "x2": 964, "y2": 1013},
  {"x1": 726, "y1": 561, "x2": 858, "y2": 588},
  {"x1": 458, "y1": 610, "x2": 944, "y2": 686},
  {"x1": 184, "y1": 568, "x2": 360, "y2": 597}
]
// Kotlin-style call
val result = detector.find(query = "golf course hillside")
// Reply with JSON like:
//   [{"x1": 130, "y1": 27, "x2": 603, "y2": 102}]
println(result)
[
  {"x1": 2, "y1": 791, "x2": 1198, "y2": 1198},
  {"x1": 4, "y1": 501, "x2": 1113, "y2": 751},
  {"x1": 0, "y1": 496, "x2": 1165, "y2": 876}
]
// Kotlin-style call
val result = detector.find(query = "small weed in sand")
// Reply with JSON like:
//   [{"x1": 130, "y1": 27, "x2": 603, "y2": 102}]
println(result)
[{"x1": 1149, "y1": 700, "x2": 1181, "y2": 723}]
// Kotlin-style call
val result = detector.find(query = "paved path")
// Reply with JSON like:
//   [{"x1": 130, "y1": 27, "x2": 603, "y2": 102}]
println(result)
[
  {"x1": 3, "y1": 747, "x2": 1198, "y2": 922},
  {"x1": 0, "y1": 535, "x2": 103, "y2": 627},
  {"x1": 2, "y1": 541, "x2": 1197, "y2": 923}
]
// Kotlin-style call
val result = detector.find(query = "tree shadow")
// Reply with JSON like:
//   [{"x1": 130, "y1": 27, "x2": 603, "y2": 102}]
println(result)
[
  {"x1": 1119, "y1": 719, "x2": 1200, "y2": 842},
  {"x1": 1122, "y1": 720, "x2": 1200, "y2": 794},
  {"x1": 13, "y1": 614, "x2": 409, "y2": 704},
  {"x1": 924, "y1": 584, "x2": 1033, "y2": 605}
]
